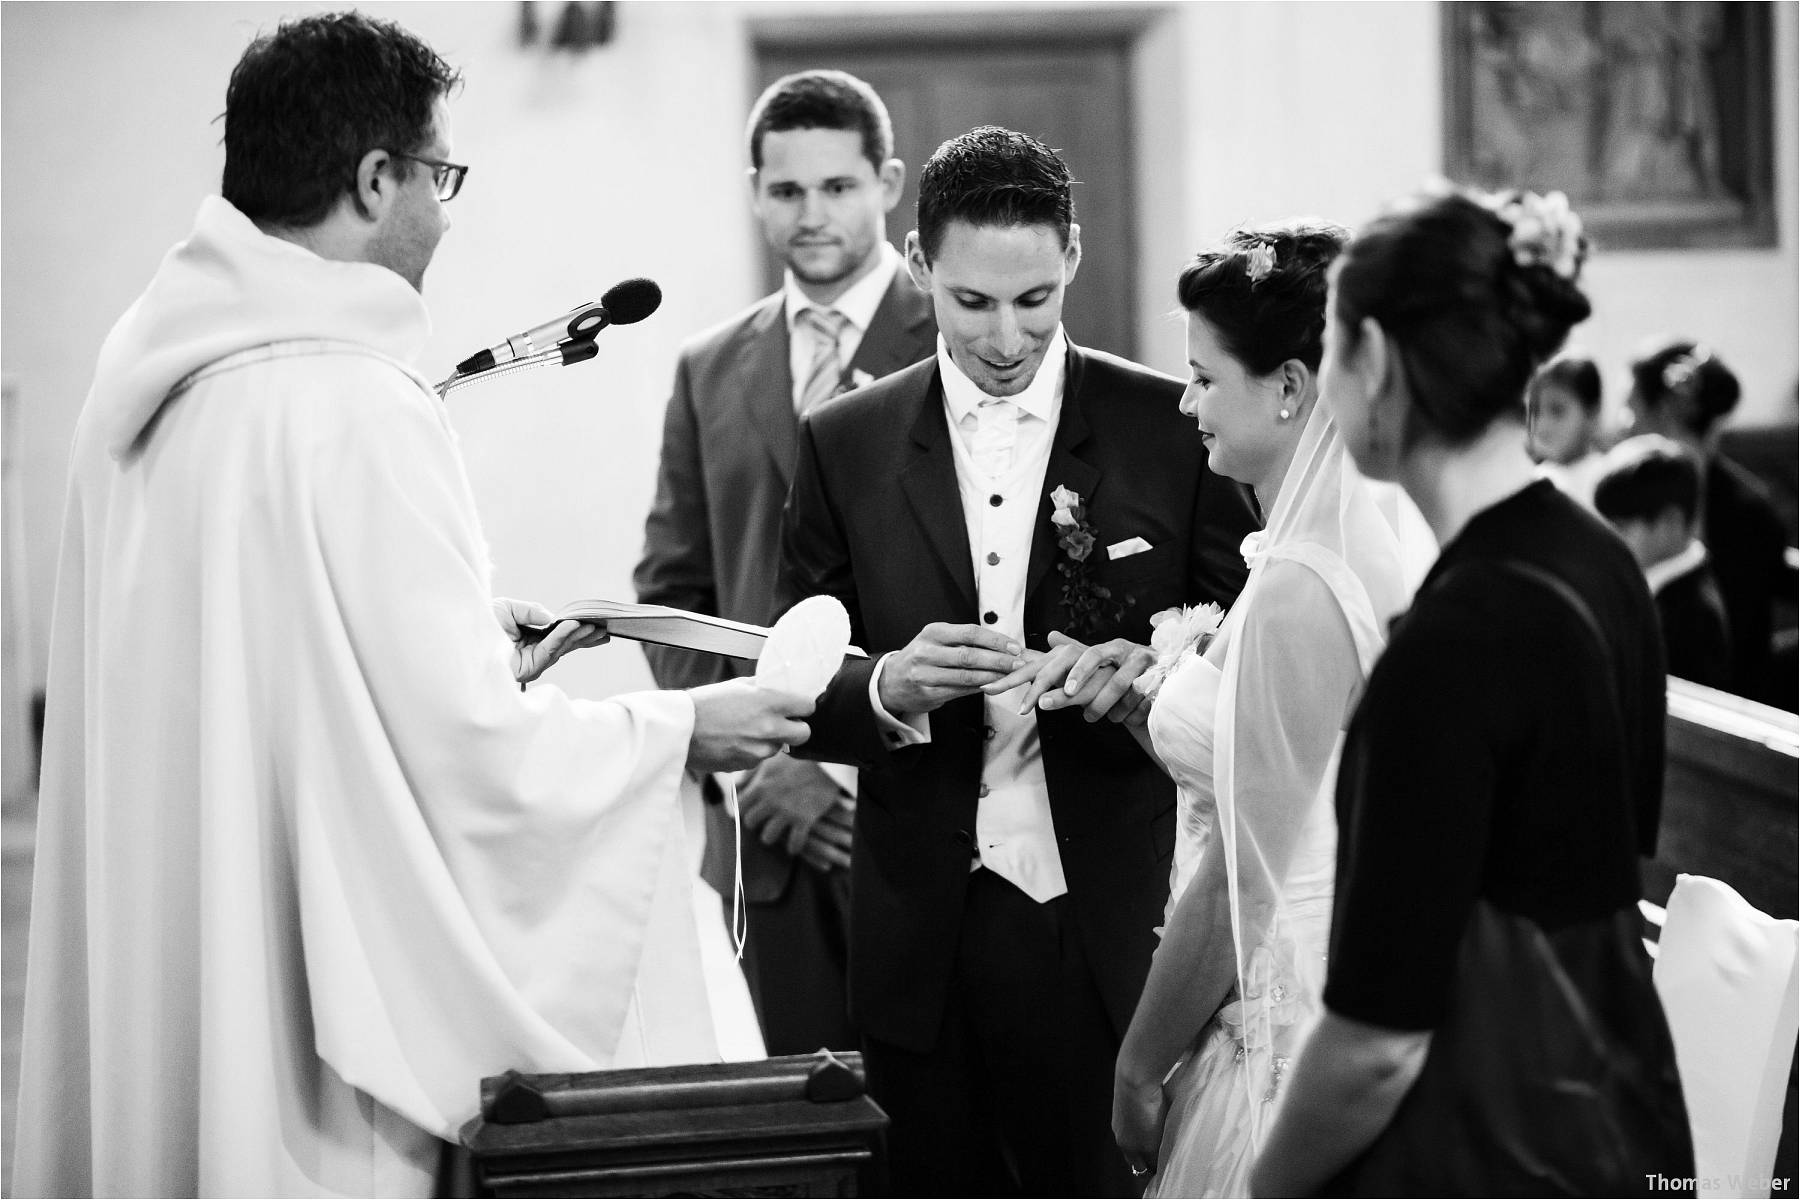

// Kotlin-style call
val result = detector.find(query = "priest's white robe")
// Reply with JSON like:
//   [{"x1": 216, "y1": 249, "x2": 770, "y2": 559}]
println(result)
[{"x1": 12, "y1": 197, "x2": 717, "y2": 1198}]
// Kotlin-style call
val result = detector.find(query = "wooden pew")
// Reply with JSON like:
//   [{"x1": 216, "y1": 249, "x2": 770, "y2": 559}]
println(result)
[
  {"x1": 1646, "y1": 678, "x2": 1799, "y2": 920},
  {"x1": 1644, "y1": 678, "x2": 1798, "y2": 1199}
]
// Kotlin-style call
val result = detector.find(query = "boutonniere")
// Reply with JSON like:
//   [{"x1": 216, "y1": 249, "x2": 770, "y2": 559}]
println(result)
[
  {"x1": 835, "y1": 368, "x2": 876, "y2": 398},
  {"x1": 1050, "y1": 486, "x2": 1132, "y2": 639},
  {"x1": 1137, "y1": 603, "x2": 1225, "y2": 700}
]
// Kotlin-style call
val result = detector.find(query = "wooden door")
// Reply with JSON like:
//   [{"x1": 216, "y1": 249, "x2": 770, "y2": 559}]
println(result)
[{"x1": 756, "y1": 36, "x2": 1137, "y2": 359}]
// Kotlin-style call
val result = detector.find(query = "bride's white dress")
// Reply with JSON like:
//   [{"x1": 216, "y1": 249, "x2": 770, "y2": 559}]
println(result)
[{"x1": 1143, "y1": 648, "x2": 1336, "y2": 1198}]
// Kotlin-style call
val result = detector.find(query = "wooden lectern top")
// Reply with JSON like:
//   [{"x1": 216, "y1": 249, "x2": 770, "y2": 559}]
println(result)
[{"x1": 461, "y1": 1051, "x2": 887, "y2": 1198}]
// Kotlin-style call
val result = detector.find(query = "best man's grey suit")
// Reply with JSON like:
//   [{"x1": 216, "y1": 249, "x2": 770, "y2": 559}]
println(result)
[{"x1": 634, "y1": 265, "x2": 936, "y2": 1054}]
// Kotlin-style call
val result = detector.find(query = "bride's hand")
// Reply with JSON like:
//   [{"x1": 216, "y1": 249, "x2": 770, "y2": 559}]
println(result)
[
  {"x1": 1112, "y1": 1064, "x2": 1170, "y2": 1181},
  {"x1": 1038, "y1": 633, "x2": 1157, "y2": 726}
]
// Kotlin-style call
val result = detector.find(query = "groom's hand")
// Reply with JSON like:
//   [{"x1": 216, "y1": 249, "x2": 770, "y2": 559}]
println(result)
[{"x1": 877, "y1": 623, "x2": 1022, "y2": 715}]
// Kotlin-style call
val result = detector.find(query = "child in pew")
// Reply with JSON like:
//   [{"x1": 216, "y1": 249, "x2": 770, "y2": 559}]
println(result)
[
  {"x1": 1596, "y1": 434, "x2": 1734, "y2": 689},
  {"x1": 1528, "y1": 353, "x2": 1607, "y2": 506}
]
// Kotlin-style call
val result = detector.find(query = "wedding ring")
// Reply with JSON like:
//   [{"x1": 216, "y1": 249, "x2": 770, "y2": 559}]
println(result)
[{"x1": 1130, "y1": 1164, "x2": 1152, "y2": 1178}]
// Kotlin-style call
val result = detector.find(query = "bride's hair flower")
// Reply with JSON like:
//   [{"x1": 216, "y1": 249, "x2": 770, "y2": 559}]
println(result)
[
  {"x1": 1243, "y1": 241, "x2": 1277, "y2": 286},
  {"x1": 1487, "y1": 189, "x2": 1585, "y2": 281},
  {"x1": 1136, "y1": 602, "x2": 1224, "y2": 700}
]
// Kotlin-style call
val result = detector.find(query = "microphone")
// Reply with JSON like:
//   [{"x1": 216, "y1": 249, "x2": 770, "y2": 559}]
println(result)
[
  {"x1": 595, "y1": 276, "x2": 663, "y2": 327},
  {"x1": 454, "y1": 277, "x2": 664, "y2": 376},
  {"x1": 456, "y1": 302, "x2": 604, "y2": 375}
]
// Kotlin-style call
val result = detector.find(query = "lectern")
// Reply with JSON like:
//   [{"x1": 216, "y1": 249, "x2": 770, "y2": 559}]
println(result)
[{"x1": 460, "y1": 1051, "x2": 887, "y2": 1197}]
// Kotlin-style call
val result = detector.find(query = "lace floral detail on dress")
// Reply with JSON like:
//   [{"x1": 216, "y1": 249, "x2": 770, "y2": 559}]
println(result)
[{"x1": 1214, "y1": 921, "x2": 1318, "y2": 1103}]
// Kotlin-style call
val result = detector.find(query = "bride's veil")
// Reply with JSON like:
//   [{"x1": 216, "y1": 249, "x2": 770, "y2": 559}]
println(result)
[{"x1": 1208, "y1": 393, "x2": 1426, "y2": 1138}]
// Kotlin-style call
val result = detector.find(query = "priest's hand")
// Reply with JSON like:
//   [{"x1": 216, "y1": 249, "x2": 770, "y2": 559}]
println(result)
[
  {"x1": 686, "y1": 680, "x2": 814, "y2": 774},
  {"x1": 493, "y1": 597, "x2": 610, "y2": 684},
  {"x1": 739, "y1": 754, "x2": 851, "y2": 863},
  {"x1": 877, "y1": 623, "x2": 1023, "y2": 715}
]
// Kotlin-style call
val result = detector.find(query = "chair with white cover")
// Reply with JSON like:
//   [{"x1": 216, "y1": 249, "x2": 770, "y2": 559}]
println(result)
[{"x1": 1653, "y1": 873, "x2": 1799, "y2": 1199}]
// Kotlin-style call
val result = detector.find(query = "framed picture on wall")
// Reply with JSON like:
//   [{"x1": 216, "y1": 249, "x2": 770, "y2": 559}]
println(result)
[{"x1": 1443, "y1": 1, "x2": 1777, "y2": 250}]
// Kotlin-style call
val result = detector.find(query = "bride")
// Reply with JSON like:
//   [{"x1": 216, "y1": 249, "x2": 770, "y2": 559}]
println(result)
[{"x1": 1109, "y1": 222, "x2": 1417, "y2": 1195}]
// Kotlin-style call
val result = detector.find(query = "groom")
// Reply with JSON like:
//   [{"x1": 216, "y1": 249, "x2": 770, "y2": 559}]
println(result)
[{"x1": 779, "y1": 126, "x2": 1258, "y2": 1196}]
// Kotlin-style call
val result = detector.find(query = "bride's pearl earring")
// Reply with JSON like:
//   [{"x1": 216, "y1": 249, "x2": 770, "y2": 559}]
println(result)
[{"x1": 1278, "y1": 408, "x2": 1292, "y2": 421}]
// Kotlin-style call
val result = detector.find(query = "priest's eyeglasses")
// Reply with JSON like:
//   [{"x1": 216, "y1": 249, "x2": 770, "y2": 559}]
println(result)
[{"x1": 390, "y1": 152, "x2": 469, "y2": 202}]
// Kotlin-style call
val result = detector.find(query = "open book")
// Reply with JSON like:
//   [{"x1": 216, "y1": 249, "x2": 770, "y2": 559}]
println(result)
[{"x1": 531, "y1": 599, "x2": 869, "y2": 664}]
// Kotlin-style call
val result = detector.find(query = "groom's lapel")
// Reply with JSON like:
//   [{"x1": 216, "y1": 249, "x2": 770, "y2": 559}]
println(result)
[
  {"x1": 1028, "y1": 345, "x2": 1101, "y2": 606},
  {"x1": 899, "y1": 369, "x2": 978, "y2": 611}
]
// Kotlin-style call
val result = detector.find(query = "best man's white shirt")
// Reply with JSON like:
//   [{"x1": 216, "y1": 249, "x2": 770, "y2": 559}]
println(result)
[{"x1": 782, "y1": 241, "x2": 903, "y2": 411}]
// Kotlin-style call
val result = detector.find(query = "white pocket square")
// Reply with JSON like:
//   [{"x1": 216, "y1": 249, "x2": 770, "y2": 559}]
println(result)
[{"x1": 1107, "y1": 537, "x2": 1153, "y2": 560}]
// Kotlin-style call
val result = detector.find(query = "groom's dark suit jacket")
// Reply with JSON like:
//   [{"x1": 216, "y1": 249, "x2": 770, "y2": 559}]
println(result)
[{"x1": 779, "y1": 340, "x2": 1258, "y2": 1053}]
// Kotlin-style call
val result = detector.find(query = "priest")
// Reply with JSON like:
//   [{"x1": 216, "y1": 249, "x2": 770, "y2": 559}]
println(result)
[{"x1": 9, "y1": 12, "x2": 813, "y2": 1198}]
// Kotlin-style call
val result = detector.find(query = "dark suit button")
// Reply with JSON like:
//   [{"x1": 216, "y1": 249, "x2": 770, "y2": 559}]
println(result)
[
  {"x1": 989, "y1": 494, "x2": 1003, "y2": 507},
  {"x1": 987, "y1": 552, "x2": 1001, "y2": 566},
  {"x1": 983, "y1": 610, "x2": 998, "y2": 624}
]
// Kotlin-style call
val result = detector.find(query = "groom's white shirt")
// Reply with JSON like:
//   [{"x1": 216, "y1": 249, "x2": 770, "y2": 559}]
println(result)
[{"x1": 871, "y1": 330, "x2": 1071, "y2": 903}]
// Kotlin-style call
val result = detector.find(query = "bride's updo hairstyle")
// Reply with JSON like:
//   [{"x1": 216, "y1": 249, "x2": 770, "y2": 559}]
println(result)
[
  {"x1": 1332, "y1": 186, "x2": 1592, "y2": 444},
  {"x1": 1176, "y1": 220, "x2": 1349, "y2": 376}
]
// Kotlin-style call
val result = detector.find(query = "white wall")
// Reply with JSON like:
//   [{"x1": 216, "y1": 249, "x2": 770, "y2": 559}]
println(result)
[
  {"x1": 1134, "y1": 1, "x2": 1447, "y2": 371},
  {"x1": 4, "y1": 0, "x2": 1796, "y2": 718}
]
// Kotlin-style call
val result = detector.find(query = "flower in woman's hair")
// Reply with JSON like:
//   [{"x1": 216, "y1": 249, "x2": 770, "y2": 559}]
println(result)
[
  {"x1": 1136, "y1": 602, "x2": 1225, "y2": 699},
  {"x1": 1661, "y1": 346, "x2": 1712, "y2": 398},
  {"x1": 1492, "y1": 189, "x2": 1584, "y2": 281},
  {"x1": 1243, "y1": 241, "x2": 1277, "y2": 286}
]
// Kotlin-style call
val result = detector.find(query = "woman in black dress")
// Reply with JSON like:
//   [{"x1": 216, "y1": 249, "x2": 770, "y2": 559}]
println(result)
[{"x1": 1250, "y1": 187, "x2": 1693, "y2": 1196}]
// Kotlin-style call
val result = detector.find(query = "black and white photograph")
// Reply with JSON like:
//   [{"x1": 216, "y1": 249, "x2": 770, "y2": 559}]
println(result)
[{"x1": 1, "y1": 2, "x2": 1796, "y2": 1197}]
